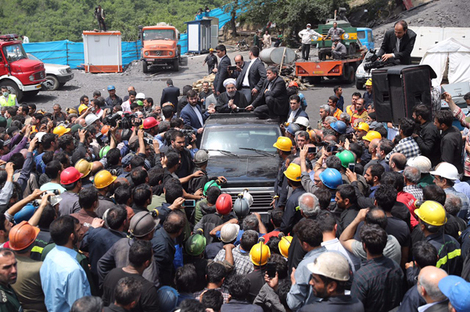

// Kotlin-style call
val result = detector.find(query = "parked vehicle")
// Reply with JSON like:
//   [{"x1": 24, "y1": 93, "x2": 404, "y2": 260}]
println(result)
[
  {"x1": 27, "y1": 53, "x2": 74, "y2": 91},
  {"x1": 357, "y1": 27, "x2": 374, "y2": 50},
  {"x1": 236, "y1": 38, "x2": 249, "y2": 51},
  {"x1": 0, "y1": 34, "x2": 45, "y2": 100}
]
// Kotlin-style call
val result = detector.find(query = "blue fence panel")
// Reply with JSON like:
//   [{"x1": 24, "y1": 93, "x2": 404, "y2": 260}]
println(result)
[
  {"x1": 122, "y1": 41, "x2": 141, "y2": 67},
  {"x1": 23, "y1": 41, "x2": 68, "y2": 64},
  {"x1": 179, "y1": 34, "x2": 188, "y2": 55},
  {"x1": 65, "y1": 40, "x2": 85, "y2": 69}
]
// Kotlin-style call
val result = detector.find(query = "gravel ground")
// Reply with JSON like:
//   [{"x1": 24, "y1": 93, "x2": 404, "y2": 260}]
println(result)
[{"x1": 20, "y1": 0, "x2": 470, "y2": 127}]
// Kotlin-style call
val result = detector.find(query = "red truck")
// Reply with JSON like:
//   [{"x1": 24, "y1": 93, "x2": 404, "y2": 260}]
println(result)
[{"x1": 0, "y1": 34, "x2": 45, "y2": 101}]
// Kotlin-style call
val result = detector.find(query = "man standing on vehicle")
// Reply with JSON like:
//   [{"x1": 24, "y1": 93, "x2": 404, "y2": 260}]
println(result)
[
  {"x1": 325, "y1": 22, "x2": 345, "y2": 40},
  {"x1": 236, "y1": 46, "x2": 267, "y2": 104},
  {"x1": 213, "y1": 45, "x2": 231, "y2": 95},
  {"x1": 377, "y1": 20, "x2": 416, "y2": 65},
  {"x1": 0, "y1": 86, "x2": 18, "y2": 107},
  {"x1": 298, "y1": 24, "x2": 321, "y2": 61},
  {"x1": 105, "y1": 85, "x2": 122, "y2": 108},
  {"x1": 95, "y1": 5, "x2": 106, "y2": 32},
  {"x1": 203, "y1": 48, "x2": 218, "y2": 75}
]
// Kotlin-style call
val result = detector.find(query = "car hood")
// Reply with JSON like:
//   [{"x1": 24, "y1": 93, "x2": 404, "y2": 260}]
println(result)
[
  {"x1": 206, "y1": 156, "x2": 279, "y2": 186},
  {"x1": 44, "y1": 63, "x2": 70, "y2": 70}
]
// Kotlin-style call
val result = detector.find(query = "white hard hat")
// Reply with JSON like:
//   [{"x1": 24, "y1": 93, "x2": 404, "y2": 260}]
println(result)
[
  {"x1": 407, "y1": 156, "x2": 431, "y2": 174},
  {"x1": 294, "y1": 116, "x2": 310, "y2": 128},
  {"x1": 85, "y1": 114, "x2": 100, "y2": 126},
  {"x1": 220, "y1": 224, "x2": 240, "y2": 243},
  {"x1": 430, "y1": 162, "x2": 459, "y2": 181},
  {"x1": 136, "y1": 92, "x2": 146, "y2": 100},
  {"x1": 307, "y1": 251, "x2": 350, "y2": 281}
]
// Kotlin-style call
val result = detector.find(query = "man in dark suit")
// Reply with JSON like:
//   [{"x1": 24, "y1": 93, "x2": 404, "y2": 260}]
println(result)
[
  {"x1": 246, "y1": 66, "x2": 288, "y2": 121},
  {"x1": 180, "y1": 89, "x2": 215, "y2": 136},
  {"x1": 213, "y1": 44, "x2": 231, "y2": 95},
  {"x1": 286, "y1": 94, "x2": 308, "y2": 124},
  {"x1": 160, "y1": 79, "x2": 180, "y2": 106},
  {"x1": 377, "y1": 20, "x2": 416, "y2": 65},
  {"x1": 236, "y1": 46, "x2": 267, "y2": 104}
]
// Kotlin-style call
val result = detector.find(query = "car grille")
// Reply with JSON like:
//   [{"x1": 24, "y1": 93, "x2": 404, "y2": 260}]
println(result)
[
  {"x1": 223, "y1": 187, "x2": 275, "y2": 213},
  {"x1": 66, "y1": 68, "x2": 72, "y2": 73},
  {"x1": 34, "y1": 70, "x2": 45, "y2": 80},
  {"x1": 150, "y1": 50, "x2": 169, "y2": 57}
]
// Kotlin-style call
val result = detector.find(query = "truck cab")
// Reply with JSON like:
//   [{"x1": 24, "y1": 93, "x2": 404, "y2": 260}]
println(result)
[
  {"x1": 0, "y1": 34, "x2": 45, "y2": 100},
  {"x1": 357, "y1": 28, "x2": 374, "y2": 50},
  {"x1": 140, "y1": 25, "x2": 182, "y2": 72}
]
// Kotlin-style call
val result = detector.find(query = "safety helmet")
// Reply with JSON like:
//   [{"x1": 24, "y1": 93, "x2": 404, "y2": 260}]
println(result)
[
  {"x1": 99, "y1": 146, "x2": 111, "y2": 159},
  {"x1": 136, "y1": 100, "x2": 144, "y2": 106},
  {"x1": 330, "y1": 121, "x2": 347, "y2": 134},
  {"x1": 220, "y1": 223, "x2": 240, "y2": 243},
  {"x1": 250, "y1": 240, "x2": 271, "y2": 266},
  {"x1": 53, "y1": 125, "x2": 70, "y2": 137},
  {"x1": 136, "y1": 92, "x2": 146, "y2": 100},
  {"x1": 101, "y1": 125, "x2": 110, "y2": 136},
  {"x1": 319, "y1": 168, "x2": 343, "y2": 190},
  {"x1": 307, "y1": 251, "x2": 350, "y2": 281},
  {"x1": 78, "y1": 104, "x2": 88, "y2": 115},
  {"x1": 407, "y1": 156, "x2": 432, "y2": 174},
  {"x1": 362, "y1": 130, "x2": 382, "y2": 142},
  {"x1": 143, "y1": 117, "x2": 158, "y2": 130},
  {"x1": 185, "y1": 230, "x2": 207, "y2": 257},
  {"x1": 194, "y1": 150, "x2": 209, "y2": 165},
  {"x1": 356, "y1": 122, "x2": 369, "y2": 132},
  {"x1": 85, "y1": 114, "x2": 100, "y2": 126},
  {"x1": 286, "y1": 123, "x2": 300, "y2": 136},
  {"x1": 9, "y1": 221, "x2": 40, "y2": 251},
  {"x1": 273, "y1": 136, "x2": 292, "y2": 152},
  {"x1": 288, "y1": 81, "x2": 299, "y2": 88},
  {"x1": 430, "y1": 162, "x2": 459, "y2": 181},
  {"x1": 336, "y1": 150, "x2": 355, "y2": 168},
  {"x1": 242, "y1": 189, "x2": 254, "y2": 207},
  {"x1": 129, "y1": 211, "x2": 159, "y2": 238},
  {"x1": 414, "y1": 200, "x2": 447, "y2": 226},
  {"x1": 216, "y1": 193, "x2": 233, "y2": 215},
  {"x1": 107, "y1": 85, "x2": 116, "y2": 91},
  {"x1": 365, "y1": 78, "x2": 373, "y2": 86},
  {"x1": 94, "y1": 170, "x2": 117, "y2": 189},
  {"x1": 278, "y1": 235, "x2": 293, "y2": 258},
  {"x1": 294, "y1": 116, "x2": 309, "y2": 129},
  {"x1": 60, "y1": 166, "x2": 84, "y2": 185},
  {"x1": 284, "y1": 163, "x2": 302, "y2": 182},
  {"x1": 75, "y1": 159, "x2": 93, "y2": 178},
  {"x1": 156, "y1": 286, "x2": 178, "y2": 312},
  {"x1": 233, "y1": 195, "x2": 250, "y2": 218},
  {"x1": 203, "y1": 180, "x2": 220, "y2": 196},
  {"x1": 209, "y1": 48, "x2": 214, "y2": 52},
  {"x1": 14, "y1": 203, "x2": 36, "y2": 224},
  {"x1": 66, "y1": 108, "x2": 78, "y2": 115}
]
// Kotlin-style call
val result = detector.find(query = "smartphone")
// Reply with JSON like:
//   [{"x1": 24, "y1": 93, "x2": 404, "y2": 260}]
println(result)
[
  {"x1": 307, "y1": 146, "x2": 317, "y2": 154},
  {"x1": 228, "y1": 65, "x2": 237, "y2": 71},
  {"x1": 182, "y1": 199, "x2": 196, "y2": 208},
  {"x1": 348, "y1": 163, "x2": 356, "y2": 172},
  {"x1": 266, "y1": 262, "x2": 277, "y2": 278}
]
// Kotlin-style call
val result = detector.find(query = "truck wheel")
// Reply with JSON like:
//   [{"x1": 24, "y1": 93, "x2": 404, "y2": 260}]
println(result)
[
  {"x1": 342, "y1": 65, "x2": 355, "y2": 84},
  {"x1": 2, "y1": 80, "x2": 23, "y2": 101},
  {"x1": 142, "y1": 61, "x2": 149, "y2": 73},
  {"x1": 355, "y1": 77, "x2": 364, "y2": 90},
  {"x1": 173, "y1": 59, "x2": 179, "y2": 71},
  {"x1": 44, "y1": 75, "x2": 59, "y2": 91}
]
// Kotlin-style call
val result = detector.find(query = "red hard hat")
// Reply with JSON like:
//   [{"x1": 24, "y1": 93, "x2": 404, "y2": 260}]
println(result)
[
  {"x1": 288, "y1": 81, "x2": 299, "y2": 88},
  {"x1": 60, "y1": 167, "x2": 84, "y2": 185},
  {"x1": 216, "y1": 194, "x2": 233, "y2": 215},
  {"x1": 143, "y1": 117, "x2": 158, "y2": 130}
]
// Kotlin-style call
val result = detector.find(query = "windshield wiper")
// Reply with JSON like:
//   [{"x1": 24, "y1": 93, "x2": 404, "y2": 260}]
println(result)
[
  {"x1": 239, "y1": 147, "x2": 276, "y2": 157},
  {"x1": 206, "y1": 149, "x2": 239, "y2": 158}
]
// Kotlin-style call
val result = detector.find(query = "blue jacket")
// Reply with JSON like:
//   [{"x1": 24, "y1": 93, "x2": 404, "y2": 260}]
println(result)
[{"x1": 180, "y1": 103, "x2": 209, "y2": 130}]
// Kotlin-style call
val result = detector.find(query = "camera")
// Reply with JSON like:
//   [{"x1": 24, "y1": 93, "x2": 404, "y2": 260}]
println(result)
[
  {"x1": 180, "y1": 128, "x2": 196, "y2": 142},
  {"x1": 104, "y1": 113, "x2": 122, "y2": 128},
  {"x1": 363, "y1": 49, "x2": 385, "y2": 71}
]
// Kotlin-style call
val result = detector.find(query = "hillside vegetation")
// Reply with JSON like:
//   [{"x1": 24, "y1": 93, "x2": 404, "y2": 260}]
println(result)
[{"x1": 0, "y1": 0, "x2": 223, "y2": 42}]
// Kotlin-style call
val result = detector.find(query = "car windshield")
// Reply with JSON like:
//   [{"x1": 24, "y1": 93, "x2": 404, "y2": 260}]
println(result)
[
  {"x1": 201, "y1": 127, "x2": 279, "y2": 156},
  {"x1": 143, "y1": 29, "x2": 175, "y2": 41},
  {"x1": 3, "y1": 44, "x2": 27, "y2": 62},
  {"x1": 27, "y1": 53, "x2": 40, "y2": 61},
  {"x1": 357, "y1": 31, "x2": 365, "y2": 39}
]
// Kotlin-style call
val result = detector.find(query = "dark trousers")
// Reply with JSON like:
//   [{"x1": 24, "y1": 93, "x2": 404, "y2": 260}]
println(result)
[
  {"x1": 98, "y1": 19, "x2": 106, "y2": 32},
  {"x1": 318, "y1": 48, "x2": 332, "y2": 61},
  {"x1": 240, "y1": 88, "x2": 252, "y2": 104},
  {"x1": 301, "y1": 44, "x2": 311, "y2": 60},
  {"x1": 253, "y1": 96, "x2": 286, "y2": 122},
  {"x1": 208, "y1": 64, "x2": 215, "y2": 75}
]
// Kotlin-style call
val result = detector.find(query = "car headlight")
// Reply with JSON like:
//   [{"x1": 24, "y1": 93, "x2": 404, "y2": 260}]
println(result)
[
  {"x1": 59, "y1": 69, "x2": 68, "y2": 75},
  {"x1": 144, "y1": 51, "x2": 149, "y2": 56},
  {"x1": 356, "y1": 65, "x2": 365, "y2": 76},
  {"x1": 169, "y1": 51, "x2": 173, "y2": 56},
  {"x1": 344, "y1": 33, "x2": 350, "y2": 39},
  {"x1": 29, "y1": 75, "x2": 34, "y2": 81}
]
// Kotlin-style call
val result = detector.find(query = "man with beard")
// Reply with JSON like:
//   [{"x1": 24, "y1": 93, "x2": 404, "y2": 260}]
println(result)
[
  {"x1": 216, "y1": 78, "x2": 248, "y2": 113},
  {"x1": 0, "y1": 249, "x2": 23, "y2": 311},
  {"x1": 180, "y1": 90, "x2": 215, "y2": 136},
  {"x1": 412, "y1": 104, "x2": 440, "y2": 167}
]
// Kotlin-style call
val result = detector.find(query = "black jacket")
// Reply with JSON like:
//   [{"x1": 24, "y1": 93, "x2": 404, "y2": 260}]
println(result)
[
  {"x1": 216, "y1": 91, "x2": 249, "y2": 112},
  {"x1": 160, "y1": 85, "x2": 180, "y2": 106},
  {"x1": 151, "y1": 228, "x2": 177, "y2": 286},
  {"x1": 415, "y1": 120, "x2": 441, "y2": 166},
  {"x1": 236, "y1": 58, "x2": 267, "y2": 91},
  {"x1": 214, "y1": 55, "x2": 231, "y2": 94},
  {"x1": 378, "y1": 28, "x2": 416, "y2": 65},
  {"x1": 251, "y1": 76, "x2": 289, "y2": 117},
  {"x1": 440, "y1": 126, "x2": 463, "y2": 173}
]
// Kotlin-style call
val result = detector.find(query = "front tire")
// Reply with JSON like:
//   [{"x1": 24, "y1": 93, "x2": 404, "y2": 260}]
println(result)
[
  {"x1": 142, "y1": 60, "x2": 149, "y2": 73},
  {"x1": 44, "y1": 75, "x2": 59, "y2": 90},
  {"x1": 173, "y1": 59, "x2": 179, "y2": 71}
]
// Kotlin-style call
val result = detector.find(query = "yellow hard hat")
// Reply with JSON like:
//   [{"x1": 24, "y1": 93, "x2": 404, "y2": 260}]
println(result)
[
  {"x1": 250, "y1": 240, "x2": 271, "y2": 266},
  {"x1": 284, "y1": 163, "x2": 301, "y2": 182},
  {"x1": 273, "y1": 136, "x2": 292, "y2": 152},
  {"x1": 278, "y1": 235, "x2": 293, "y2": 258},
  {"x1": 356, "y1": 122, "x2": 369, "y2": 132},
  {"x1": 362, "y1": 130, "x2": 382, "y2": 142},
  {"x1": 53, "y1": 125, "x2": 70, "y2": 137},
  {"x1": 414, "y1": 200, "x2": 447, "y2": 226},
  {"x1": 78, "y1": 104, "x2": 88, "y2": 115},
  {"x1": 93, "y1": 170, "x2": 117, "y2": 189},
  {"x1": 365, "y1": 78, "x2": 373, "y2": 86},
  {"x1": 75, "y1": 159, "x2": 93, "y2": 178},
  {"x1": 67, "y1": 108, "x2": 78, "y2": 115}
]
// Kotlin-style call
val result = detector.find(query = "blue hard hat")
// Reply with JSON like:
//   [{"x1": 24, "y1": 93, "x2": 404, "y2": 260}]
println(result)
[
  {"x1": 330, "y1": 121, "x2": 347, "y2": 134},
  {"x1": 14, "y1": 203, "x2": 36, "y2": 224},
  {"x1": 156, "y1": 286, "x2": 178, "y2": 312},
  {"x1": 319, "y1": 168, "x2": 343, "y2": 190},
  {"x1": 107, "y1": 85, "x2": 116, "y2": 91},
  {"x1": 286, "y1": 123, "x2": 300, "y2": 136}
]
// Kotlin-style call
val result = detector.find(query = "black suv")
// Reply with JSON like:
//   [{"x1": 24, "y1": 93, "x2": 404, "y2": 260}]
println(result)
[{"x1": 200, "y1": 113, "x2": 281, "y2": 219}]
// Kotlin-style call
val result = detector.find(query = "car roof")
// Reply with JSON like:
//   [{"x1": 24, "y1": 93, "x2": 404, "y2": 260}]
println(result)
[{"x1": 204, "y1": 113, "x2": 280, "y2": 127}]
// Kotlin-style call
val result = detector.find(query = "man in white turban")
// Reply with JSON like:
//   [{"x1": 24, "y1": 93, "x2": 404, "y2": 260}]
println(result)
[{"x1": 216, "y1": 78, "x2": 249, "y2": 113}]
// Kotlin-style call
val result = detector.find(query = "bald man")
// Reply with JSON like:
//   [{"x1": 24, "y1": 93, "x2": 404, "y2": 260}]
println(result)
[
  {"x1": 389, "y1": 153, "x2": 407, "y2": 172},
  {"x1": 364, "y1": 138, "x2": 381, "y2": 172},
  {"x1": 417, "y1": 267, "x2": 449, "y2": 312}
]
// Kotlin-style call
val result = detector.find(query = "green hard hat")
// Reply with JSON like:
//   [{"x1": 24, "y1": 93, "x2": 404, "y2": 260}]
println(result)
[
  {"x1": 136, "y1": 100, "x2": 144, "y2": 106},
  {"x1": 203, "y1": 180, "x2": 220, "y2": 196},
  {"x1": 185, "y1": 231, "x2": 206, "y2": 256},
  {"x1": 99, "y1": 146, "x2": 111, "y2": 159},
  {"x1": 336, "y1": 150, "x2": 355, "y2": 168}
]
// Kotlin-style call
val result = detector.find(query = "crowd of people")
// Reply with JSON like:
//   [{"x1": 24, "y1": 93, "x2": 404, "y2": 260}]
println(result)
[{"x1": 0, "y1": 20, "x2": 470, "y2": 312}]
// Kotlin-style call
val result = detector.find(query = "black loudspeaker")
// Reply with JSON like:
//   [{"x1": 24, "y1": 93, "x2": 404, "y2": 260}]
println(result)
[{"x1": 372, "y1": 65, "x2": 436, "y2": 124}]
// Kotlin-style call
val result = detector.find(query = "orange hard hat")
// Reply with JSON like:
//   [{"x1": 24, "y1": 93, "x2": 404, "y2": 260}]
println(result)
[
  {"x1": 288, "y1": 81, "x2": 299, "y2": 88},
  {"x1": 101, "y1": 125, "x2": 110, "y2": 136},
  {"x1": 143, "y1": 117, "x2": 158, "y2": 130},
  {"x1": 9, "y1": 221, "x2": 40, "y2": 251}
]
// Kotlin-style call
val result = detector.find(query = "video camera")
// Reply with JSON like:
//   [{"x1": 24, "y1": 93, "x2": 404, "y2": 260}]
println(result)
[
  {"x1": 103, "y1": 113, "x2": 138, "y2": 130},
  {"x1": 363, "y1": 49, "x2": 385, "y2": 71}
]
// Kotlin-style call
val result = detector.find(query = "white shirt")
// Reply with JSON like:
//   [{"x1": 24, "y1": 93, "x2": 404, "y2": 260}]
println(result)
[
  {"x1": 287, "y1": 108, "x2": 299, "y2": 124},
  {"x1": 242, "y1": 58, "x2": 256, "y2": 87},
  {"x1": 321, "y1": 238, "x2": 361, "y2": 272},
  {"x1": 298, "y1": 28, "x2": 321, "y2": 44},
  {"x1": 23, "y1": 36, "x2": 29, "y2": 43},
  {"x1": 417, "y1": 301, "x2": 442, "y2": 312},
  {"x1": 121, "y1": 100, "x2": 131, "y2": 112}
]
